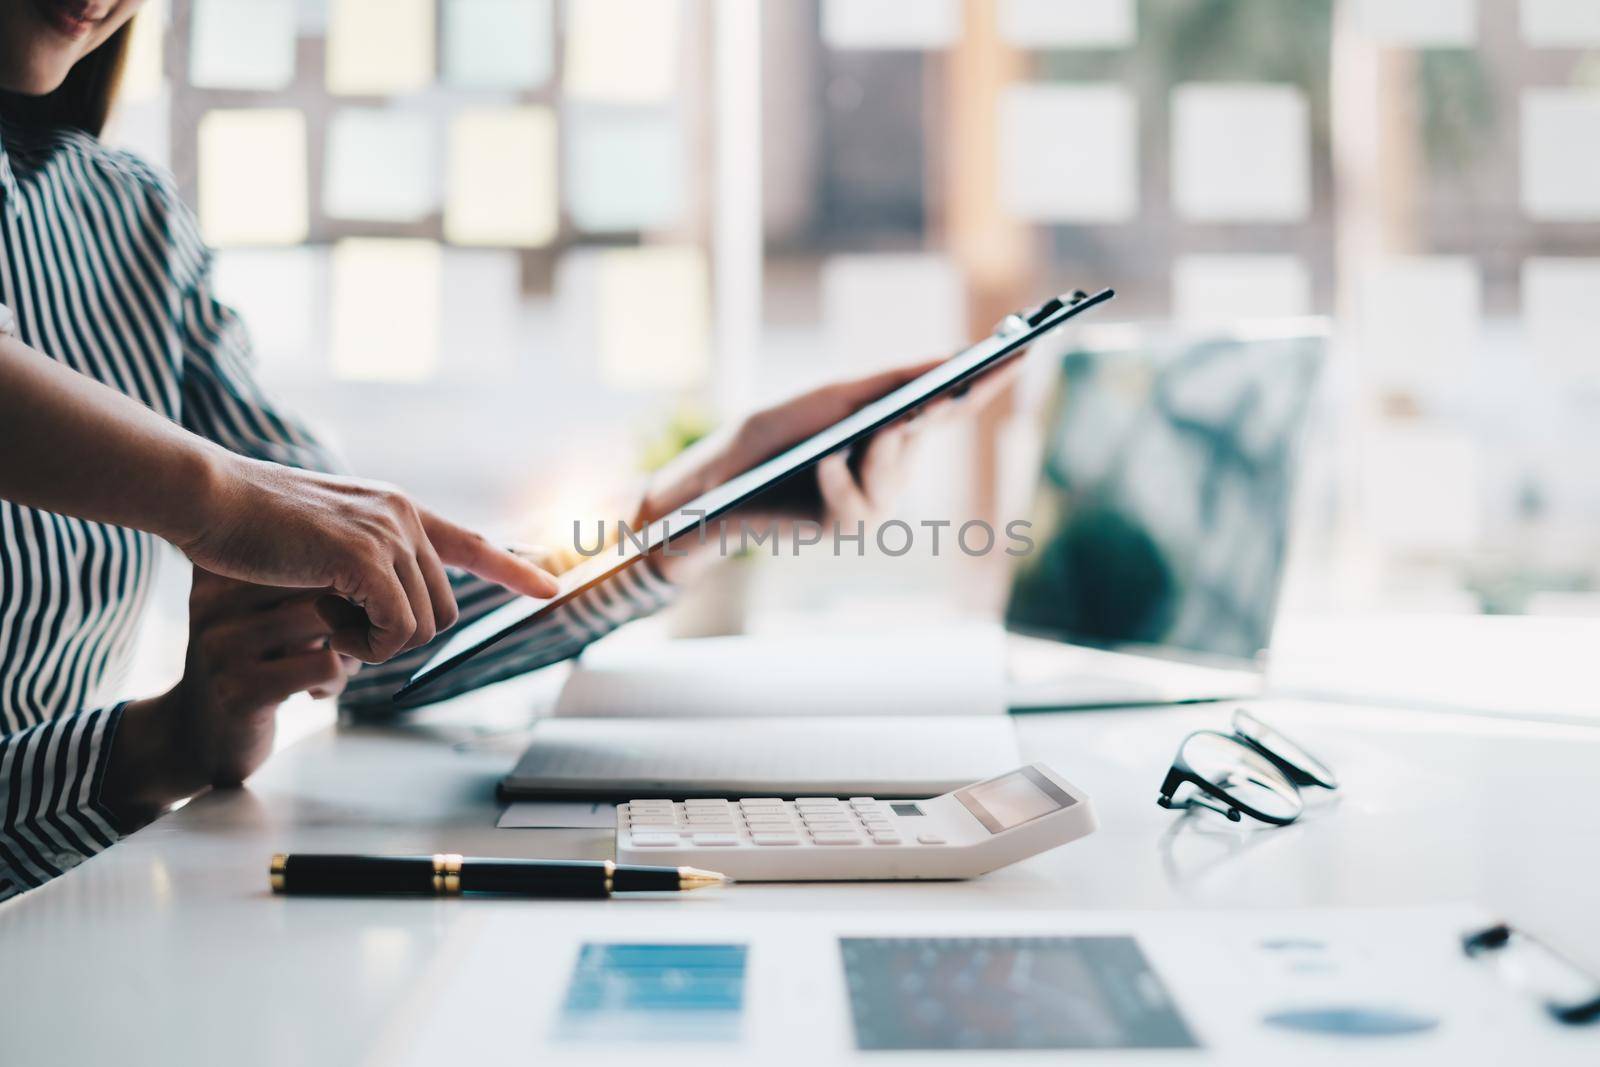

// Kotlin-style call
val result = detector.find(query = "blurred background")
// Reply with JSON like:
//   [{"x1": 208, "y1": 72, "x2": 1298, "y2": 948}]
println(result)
[{"x1": 103, "y1": 0, "x2": 1600, "y2": 684}]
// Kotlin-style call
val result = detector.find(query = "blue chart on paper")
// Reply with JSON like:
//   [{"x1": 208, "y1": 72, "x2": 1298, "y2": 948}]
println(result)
[
  {"x1": 840, "y1": 936, "x2": 1198, "y2": 1050},
  {"x1": 558, "y1": 943, "x2": 748, "y2": 1043}
]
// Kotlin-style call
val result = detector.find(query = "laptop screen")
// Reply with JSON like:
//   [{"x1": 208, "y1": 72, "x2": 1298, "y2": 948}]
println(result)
[{"x1": 1005, "y1": 326, "x2": 1325, "y2": 667}]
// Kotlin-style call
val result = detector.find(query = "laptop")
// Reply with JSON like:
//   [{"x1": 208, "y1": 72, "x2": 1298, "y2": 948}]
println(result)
[{"x1": 1003, "y1": 320, "x2": 1328, "y2": 710}]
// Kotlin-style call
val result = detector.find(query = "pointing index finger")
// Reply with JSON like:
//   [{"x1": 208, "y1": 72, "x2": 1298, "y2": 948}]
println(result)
[{"x1": 420, "y1": 509, "x2": 561, "y2": 599}]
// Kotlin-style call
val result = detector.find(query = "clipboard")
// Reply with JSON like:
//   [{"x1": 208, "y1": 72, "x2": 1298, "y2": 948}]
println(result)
[{"x1": 393, "y1": 287, "x2": 1115, "y2": 708}]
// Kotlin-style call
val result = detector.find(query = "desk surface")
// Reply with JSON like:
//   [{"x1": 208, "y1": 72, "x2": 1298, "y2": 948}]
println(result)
[{"x1": 3, "y1": 698, "x2": 1597, "y2": 1064}]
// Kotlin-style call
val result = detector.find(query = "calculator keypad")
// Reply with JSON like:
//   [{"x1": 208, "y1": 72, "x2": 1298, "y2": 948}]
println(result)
[{"x1": 619, "y1": 797, "x2": 914, "y2": 847}]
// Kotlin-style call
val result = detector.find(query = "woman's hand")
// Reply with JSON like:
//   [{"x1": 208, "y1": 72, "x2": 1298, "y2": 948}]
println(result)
[
  {"x1": 0, "y1": 332, "x2": 557, "y2": 662},
  {"x1": 102, "y1": 571, "x2": 361, "y2": 824},
  {"x1": 639, "y1": 358, "x2": 1017, "y2": 578},
  {"x1": 178, "y1": 455, "x2": 560, "y2": 663}
]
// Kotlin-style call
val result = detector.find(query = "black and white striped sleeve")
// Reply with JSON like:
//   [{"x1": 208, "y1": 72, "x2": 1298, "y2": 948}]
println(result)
[
  {"x1": 338, "y1": 559, "x2": 677, "y2": 717},
  {"x1": 0, "y1": 703, "x2": 125, "y2": 901},
  {"x1": 0, "y1": 293, "x2": 125, "y2": 899}
]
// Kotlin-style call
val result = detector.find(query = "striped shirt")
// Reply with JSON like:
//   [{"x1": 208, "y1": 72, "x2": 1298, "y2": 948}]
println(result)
[{"x1": 0, "y1": 119, "x2": 673, "y2": 901}]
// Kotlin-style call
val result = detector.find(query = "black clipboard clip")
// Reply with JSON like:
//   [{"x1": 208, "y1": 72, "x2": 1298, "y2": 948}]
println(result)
[
  {"x1": 953, "y1": 290, "x2": 1098, "y2": 403},
  {"x1": 993, "y1": 289, "x2": 1095, "y2": 340}
]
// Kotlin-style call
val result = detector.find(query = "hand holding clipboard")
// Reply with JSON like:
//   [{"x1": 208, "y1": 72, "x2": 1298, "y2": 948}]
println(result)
[{"x1": 394, "y1": 288, "x2": 1114, "y2": 708}]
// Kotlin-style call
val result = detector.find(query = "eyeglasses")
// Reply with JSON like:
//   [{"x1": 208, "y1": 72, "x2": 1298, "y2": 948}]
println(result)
[
  {"x1": 1462, "y1": 923, "x2": 1600, "y2": 1026},
  {"x1": 1157, "y1": 709, "x2": 1338, "y2": 826}
]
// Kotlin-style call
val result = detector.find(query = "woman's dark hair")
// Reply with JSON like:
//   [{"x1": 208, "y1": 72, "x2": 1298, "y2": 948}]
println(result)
[{"x1": 0, "y1": 22, "x2": 132, "y2": 137}]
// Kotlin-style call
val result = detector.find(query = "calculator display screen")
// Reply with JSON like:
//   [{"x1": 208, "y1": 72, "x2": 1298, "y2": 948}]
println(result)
[{"x1": 956, "y1": 767, "x2": 1076, "y2": 834}]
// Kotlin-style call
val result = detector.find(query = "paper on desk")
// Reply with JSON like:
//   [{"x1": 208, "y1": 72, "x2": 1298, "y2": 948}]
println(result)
[
  {"x1": 386, "y1": 906, "x2": 1565, "y2": 1067},
  {"x1": 554, "y1": 623, "x2": 1005, "y2": 719},
  {"x1": 497, "y1": 800, "x2": 616, "y2": 829}
]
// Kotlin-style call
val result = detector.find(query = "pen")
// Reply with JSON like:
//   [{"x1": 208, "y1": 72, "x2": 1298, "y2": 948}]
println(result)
[{"x1": 269, "y1": 853, "x2": 728, "y2": 898}]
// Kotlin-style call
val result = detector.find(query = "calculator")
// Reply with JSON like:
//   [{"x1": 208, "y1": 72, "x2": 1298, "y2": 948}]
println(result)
[{"x1": 614, "y1": 763, "x2": 1096, "y2": 882}]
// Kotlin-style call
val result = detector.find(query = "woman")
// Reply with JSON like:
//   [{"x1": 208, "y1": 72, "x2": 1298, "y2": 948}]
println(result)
[{"x1": 0, "y1": 0, "x2": 935, "y2": 899}]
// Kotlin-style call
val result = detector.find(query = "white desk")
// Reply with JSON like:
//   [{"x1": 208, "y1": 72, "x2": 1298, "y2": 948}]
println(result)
[{"x1": 3, "y1": 698, "x2": 1597, "y2": 1064}]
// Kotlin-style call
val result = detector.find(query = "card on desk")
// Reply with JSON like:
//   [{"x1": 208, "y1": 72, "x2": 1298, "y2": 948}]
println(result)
[
  {"x1": 500, "y1": 716, "x2": 1023, "y2": 800},
  {"x1": 556, "y1": 944, "x2": 748, "y2": 1044},
  {"x1": 840, "y1": 936, "x2": 1196, "y2": 1049}
]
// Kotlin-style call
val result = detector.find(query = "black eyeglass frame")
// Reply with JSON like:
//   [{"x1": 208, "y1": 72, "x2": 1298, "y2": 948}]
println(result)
[
  {"x1": 1463, "y1": 923, "x2": 1600, "y2": 1025},
  {"x1": 1231, "y1": 708, "x2": 1339, "y2": 790},
  {"x1": 1157, "y1": 730, "x2": 1302, "y2": 825},
  {"x1": 1156, "y1": 711, "x2": 1338, "y2": 826}
]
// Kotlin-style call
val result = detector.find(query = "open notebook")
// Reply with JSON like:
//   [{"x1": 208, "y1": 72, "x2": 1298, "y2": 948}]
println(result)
[
  {"x1": 552, "y1": 624, "x2": 1007, "y2": 719},
  {"x1": 499, "y1": 716, "x2": 1023, "y2": 800}
]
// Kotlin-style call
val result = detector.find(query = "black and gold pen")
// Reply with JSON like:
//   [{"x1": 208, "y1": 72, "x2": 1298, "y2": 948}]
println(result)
[{"x1": 269, "y1": 853, "x2": 728, "y2": 897}]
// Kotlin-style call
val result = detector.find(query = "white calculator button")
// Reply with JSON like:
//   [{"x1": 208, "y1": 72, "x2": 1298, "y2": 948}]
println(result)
[
  {"x1": 739, "y1": 798, "x2": 783, "y2": 805},
  {"x1": 810, "y1": 833, "x2": 863, "y2": 846},
  {"x1": 739, "y1": 805, "x2": 786, "y2": 815},
  {"x1": 630, "y1": 833, "x2": 680, "y2": 847},
  {"x1": 744, "y1": 813, "x2": 793, "y2": 824},
  {"x1": 795, "y1": 797, "x2": 838, "y2": 804},
  {"x1": 686, "y1": 812, "x2": 732, "y2": 822},
  {"x1": 628, "y1": 816, "x2": 676, "y2": 826},
  {"x1": 751, "y1": 833, "x2": 800, "y2": 846},
  {"x1": 683, "y1": 799, "x2": 729, "y2": 809},
  {"x1": 916, "y1": 833, "x2": 947, "y2": 845},
  {"x1": 628, "y1": 799, "x2": 672, "y2": 809},
  {"x1": 859, "y1": 818, "x2": 893, "y2": 830},
  {"x1": 691, "y1": 833, "x2": 740, "y2": 846},
  {"x1": 870, "y1": 834, "x2": 902, "y2": 845},
  {"x1": 849, "y1": 797, "x2": 875, "y2": 804}
]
